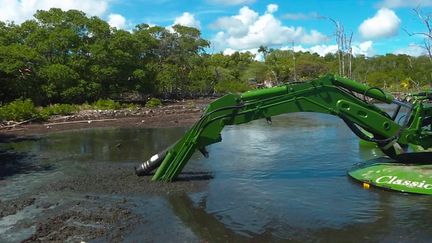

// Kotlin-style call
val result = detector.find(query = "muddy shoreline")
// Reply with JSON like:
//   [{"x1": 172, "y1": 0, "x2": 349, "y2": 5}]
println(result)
[
  {"x1": 0, "y1": 98, "x2": 212, "y2": 137},
  {"x1": 0, "y1": 162, "x2": 212, "y2": 242},
  {"x1": 0, "y1": 98, "x2": 213, "y2": 242}
]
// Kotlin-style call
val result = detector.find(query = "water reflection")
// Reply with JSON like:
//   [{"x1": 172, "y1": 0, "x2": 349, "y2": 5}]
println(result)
[
  {"x1": 168, "y1": 185, "x2": 432, "y2": 241},
  {"x1": 0, "y1": 135, "x2": 52, "y2": 179},
  {"x1": 181, "y1": 112, "x2": 432, "y2": 241},
  {"x1": 8, "y1": 127, "x2": 188, "y2": 163}
]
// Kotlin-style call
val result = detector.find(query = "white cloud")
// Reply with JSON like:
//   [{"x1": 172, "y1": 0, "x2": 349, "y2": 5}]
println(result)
[
  {"x1": 174, "y1": 12, "x2": 200, "y2": 29},
  {"x1": 212, "y1": 17, "x2": 247, "y2": 37},
  {"x1": 222, "y1": 48, "x2": 237, "y2": 55},
  {"x1": 303, "y1": 44, "x2": 338, "y2": 56},
  {"x1": 108, "y1": 14, "x2": 126, "y2": 29},
  {"x1": 279, "y1": 41, "x2": 375, "y2": 57},
  {"x1": 223, "y1": 47, "x2": 263, "y2": 60},
  {"x1": 377, "y1": 0, "x2": 432, "y2": 8},
  {"x1": 300, "y1": 30, "x2": 328, "y2": 45},
  {"x1": 283, "y1": 12, "x2": 319, "y2": 20},
  {"x1": 234, "y1": 6, "x2": 259, "y2": 25},
  {"x1": 355, "y1": 41, "x2": 375, "y2": 56},
  {"x1": 222, "y1": 41, "x2": 375, "y2": 61},
  {"x1": 211, "y1": 7, "x2": 258, "y2": 37},
  {"x1": 223, "y1": 47, "x2": 257, "y2": 55},
  {"x1": 0, "y1": 0, "x2": 108, "y2": 23},
  {"x1": 266, "y1": 4, "x2": 278, "y2": 14},
  {"x1": 394, "y1": 44, "x2": 426, "y2": 56},
  {"x1": 207, "y1": 0, "x2": 255, "y2": 6},
  {"x1": 212, "y1": 5, "x2": 327, "y2": 51},
  {"x1": 223, "y1": 41, "x2": 427, "y2": 58},
  {"x1": 359, "y1": 8, "x2": 401, "y2": 40}
]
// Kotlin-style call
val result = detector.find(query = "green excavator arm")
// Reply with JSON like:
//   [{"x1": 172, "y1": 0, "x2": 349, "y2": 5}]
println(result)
[{"x1": 135, "y1": 74, "x2": 432, "y2": 182}]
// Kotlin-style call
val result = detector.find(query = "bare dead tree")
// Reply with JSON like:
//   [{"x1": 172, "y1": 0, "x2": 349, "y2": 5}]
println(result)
[
  {"x1": 326, "y1": 17, "x2": 353, "y2": 78},
  {"x1": 340, "y1": 28, "x2": 354, "y2": 78},
  {"x1": 424, "y1": 38, "x2": 432, "y2": 62},
  {"x1": 327, "y1": 18, "x2": 343, "y2": 76},
  {"x1": 311, "y1": 14, "x2": 355, "y2": 78},
  {"x1": 291, "y1": 41, "x2": 297, "y2": 82},
  {"x1": 340, "y1": 24, "x2": 345, "y2": 77},
  {"x1": 340, "y1": 29, "x2": 353, "y2": 78},
  {"x1": 347, "y1": 32, "x2": 353, "y2": 78},
  {"x1": 406, "y1": 8, "x2": 432, "y2": 58},
  {"x1": 406, "y1": 8, "x2": 432, "y2": 87}
]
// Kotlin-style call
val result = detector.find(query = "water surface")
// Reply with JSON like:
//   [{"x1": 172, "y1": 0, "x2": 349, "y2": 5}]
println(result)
[{"x1": 1, "y1": 109, "x2": 432, "y2": 242}]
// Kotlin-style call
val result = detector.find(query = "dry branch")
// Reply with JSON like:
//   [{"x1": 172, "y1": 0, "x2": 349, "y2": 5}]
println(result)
[
  {"x1": 45, "y1": 119, "x2": 117, "y2": 126},
  {"x1": 0, "y1": 118, "x2": 37, "y2": 130}
]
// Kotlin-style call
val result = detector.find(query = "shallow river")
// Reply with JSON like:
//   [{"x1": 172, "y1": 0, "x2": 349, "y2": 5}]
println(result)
[{"x1": 1, "y1": 111, "x2": 432, "y2": 242}]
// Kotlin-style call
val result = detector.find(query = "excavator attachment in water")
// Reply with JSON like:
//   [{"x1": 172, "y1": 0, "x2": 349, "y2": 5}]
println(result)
[{"x1": 135, "y1": 74, "x2": 432, "y2": 195}]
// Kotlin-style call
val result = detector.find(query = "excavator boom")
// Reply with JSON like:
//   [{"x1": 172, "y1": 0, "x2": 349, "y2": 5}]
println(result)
[{"x1": 135, "y1": 74, "x2": 432, "y2": 183}]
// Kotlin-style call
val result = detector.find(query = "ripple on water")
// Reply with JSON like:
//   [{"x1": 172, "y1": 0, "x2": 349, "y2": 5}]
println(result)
[{"x1": 1, "y1": 110, "x2": 432, "y2": 241}]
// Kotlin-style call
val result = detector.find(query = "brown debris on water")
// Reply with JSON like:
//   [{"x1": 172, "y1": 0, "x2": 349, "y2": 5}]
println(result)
[
  {"x1": 22, "y1": 200, "x2": 142, "y2": 242},
  {"x1": 0, "y1": 197, "x2": 36, "y2": 218},
  {"x1": 45, "y1": 163, "x2": 212, "y2": 196}
]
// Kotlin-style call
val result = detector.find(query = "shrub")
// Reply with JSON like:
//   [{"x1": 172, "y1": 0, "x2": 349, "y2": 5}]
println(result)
[
  {"x1": 215, "y1": 79, "x2": 250, "y2": 93},
  {"x1": 145, "y1": 98, "x2": 162, "y2": 108},
  {"x1": 125, "y1": 103, "x2": 139, "y2": 109},
  {"x1": 91, "y1": 99, "x2": 122, "y2": 110},
  {"x1": 40, "y1": 104, "x2": 79, "y2": 118},
  {"x1": 0, "y1": 99, "x2": 39, "y2": 121}
]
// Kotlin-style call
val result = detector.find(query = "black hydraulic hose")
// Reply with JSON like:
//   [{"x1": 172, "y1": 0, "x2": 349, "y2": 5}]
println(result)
[
  {"x1": 363, "y1": 87, "x2": 387, "y2": 104},
  {"x1": 414, "y1": 92, "x2": 432, "y2": 100},
  {"x1": 342, "y1": 117, "x2": 395, "y2": 146},
  {"x1": 340, "y1": 104, "x2": 413, "y2": 161},
  {"x1": 391, "y1": 104, "x2": 401, "y2": 121},
  {"x1": 341, "y1": 116, "x2": 386, "y2": 144},
  {"x1": 397, "y1": 115, "x2": 406, "y2": 124},
  {"x1": 335, "y1": 86, "x2": 392, "y2": 119},
  {"x1": 340, "y1": 116, "x2": 398, "y2": 160},
  {"x1": 341, "y1": 91, "x2": 414, "y2": 147}
]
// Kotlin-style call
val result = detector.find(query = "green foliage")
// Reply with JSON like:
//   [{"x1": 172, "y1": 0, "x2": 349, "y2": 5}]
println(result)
[
  {"x1": 0, "y1": 99, "x2": 38, "y2": 121},
  {"x1": 40, "y1": 64, "x2": 80, "y2": 102},
  {"x1": 0, "y1": 100, "x2": 81, "y2": 121},
  {"x1": 91, "y1": 99, "x2": 122, "y2": 110},
  {"x1": 145, "y1": 98, "x2": 162, "y2": 108},
  {"x1": 40, "y1": 104, "x2": 78, "y2": 118},
  {"x1": 125, "y1": 103, "x2": 139, "y2": 109},
  {"x1": 1, "y1": 8, "x2": 432, "y2": 107},
  {"x1": 215, "y1": 79, "x2": 250, "y2": 93}
]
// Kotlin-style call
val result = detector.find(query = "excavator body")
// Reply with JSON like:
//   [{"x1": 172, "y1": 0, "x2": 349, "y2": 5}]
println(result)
[{"x1": 135, "y1": 74, "x2": 432, "y2": 195}]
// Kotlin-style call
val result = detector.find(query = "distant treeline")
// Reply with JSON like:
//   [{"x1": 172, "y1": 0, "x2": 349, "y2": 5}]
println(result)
[{"x1": 0, "y1": 8, "x2": 431, "y2": 105}]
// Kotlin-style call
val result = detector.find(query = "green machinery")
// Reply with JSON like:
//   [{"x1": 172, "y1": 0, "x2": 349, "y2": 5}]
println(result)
[{"x1": 135, "y1": 74, "x2": 432, "y2": 195}]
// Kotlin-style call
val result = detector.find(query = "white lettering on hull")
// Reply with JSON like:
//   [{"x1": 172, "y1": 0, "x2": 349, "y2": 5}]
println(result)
[{"x1": 375, "y1": 176, "x2": 432, "y2": 189}]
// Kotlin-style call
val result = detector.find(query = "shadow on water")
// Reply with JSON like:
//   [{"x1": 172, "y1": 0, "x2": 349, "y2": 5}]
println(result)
[
  {"x1": 0, "y1": 134, "x2": 52, "y2": 179},
  {"x1": 167, "y1": 193, "x2": 273, "y2": 242},
  {"x1": 143, "y1": 171, "x2": 214, "y2": 182},
  {"x1": 176, "y1": 172, "x2": 214, "y2": 182}
]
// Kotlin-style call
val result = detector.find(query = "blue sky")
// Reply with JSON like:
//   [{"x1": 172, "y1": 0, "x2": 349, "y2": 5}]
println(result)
[{"x1": 2, "y1": 0, "x2": 432, "y2": 57}]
